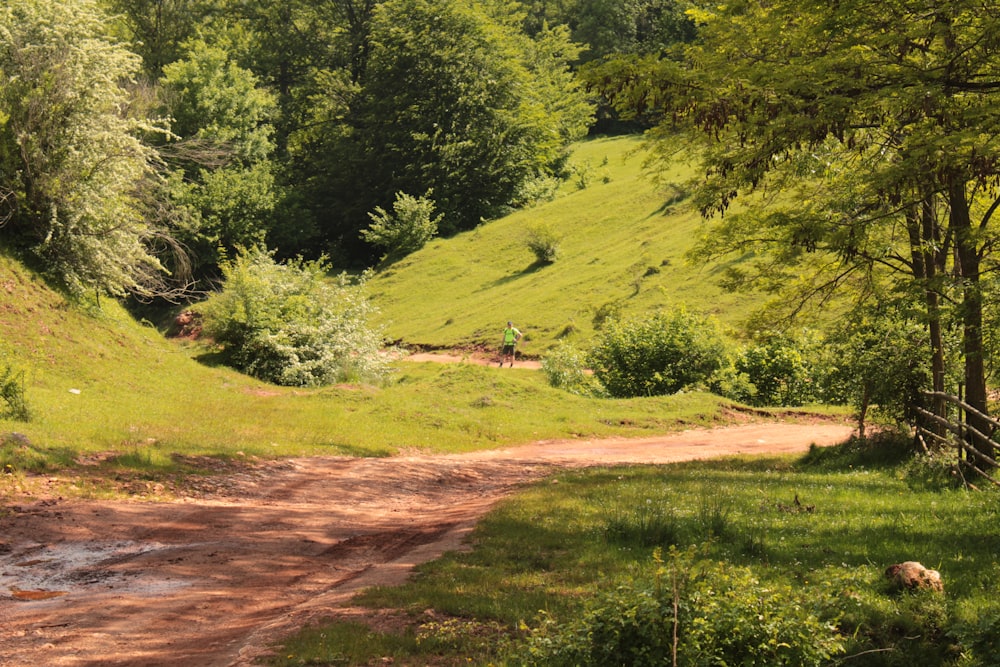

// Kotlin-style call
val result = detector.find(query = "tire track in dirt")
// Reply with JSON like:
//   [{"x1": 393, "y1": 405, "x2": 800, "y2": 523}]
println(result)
[{"x1": 1, "y1": 422, "x2": 853, "y2": 666}]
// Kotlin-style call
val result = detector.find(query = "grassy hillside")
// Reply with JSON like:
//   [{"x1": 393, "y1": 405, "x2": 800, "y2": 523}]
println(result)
[
  {"x1": 368, "y1": 135, "x2": 755, "y2": 355},
  {"x1": 0, "y1": 250, "x2": 741, "y2": 473}
]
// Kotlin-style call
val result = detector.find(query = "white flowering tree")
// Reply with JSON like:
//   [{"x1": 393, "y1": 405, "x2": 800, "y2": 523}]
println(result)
[{"x1": 0, "y1": 0, "x2": 176, "y2": 298}]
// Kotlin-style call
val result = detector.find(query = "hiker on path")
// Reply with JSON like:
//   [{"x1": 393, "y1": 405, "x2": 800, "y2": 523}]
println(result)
[{"x1": 500, "y1": 321, "x2": 522, "y2": 367}]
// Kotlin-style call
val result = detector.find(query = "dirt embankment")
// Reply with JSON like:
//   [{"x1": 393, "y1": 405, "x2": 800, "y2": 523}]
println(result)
[{"x1": 1, "y1": 421, "x2": 854, "y2": 667}]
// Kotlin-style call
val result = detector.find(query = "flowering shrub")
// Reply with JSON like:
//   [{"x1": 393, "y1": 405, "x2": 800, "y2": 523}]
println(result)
[{"x1": 202, "y1": 247, "x2": 388, "y2": 386}]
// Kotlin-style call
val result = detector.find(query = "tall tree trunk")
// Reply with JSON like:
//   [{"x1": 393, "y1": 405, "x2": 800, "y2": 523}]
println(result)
[
  {"x1": 950, "y1": 178, "x2": 992, "y2": 466},
  {"x1": 906, "y1": 197, "x2": 947, "y2": 434}
]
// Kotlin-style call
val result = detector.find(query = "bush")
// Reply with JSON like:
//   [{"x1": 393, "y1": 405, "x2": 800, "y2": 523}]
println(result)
[
  {"x1": 817, "y1": 311, "x2": 932, "y2": 431},
  {"x1": 360, "y1": 191, "x2": 441, "y2": 263},
  {"x1": 587, "y1": 310, "x2": 726, "y2": 398},
  {"x1": 732, "y1": 332, "x2": 819, "y2": 407},
  {"x1": 524, "y1": 224, "x2": 561, "y2": 264},
  {"x1": 516, "y1": 549, "x2": 844, "y2": 666},
  {"x1": 201, "y1": 247, "x2": 388, "y2": 386},
  {"x1": 0, "y1": 353, "x2": 30, "y2": 421},
  {"x1": 541, "y1": 341, "x2": 603, "y2": 396}
]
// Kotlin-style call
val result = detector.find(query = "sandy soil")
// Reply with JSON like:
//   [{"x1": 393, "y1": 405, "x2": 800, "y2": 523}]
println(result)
[{"x1": 0, "y1": 421, "x2": 854, "y2": 667}]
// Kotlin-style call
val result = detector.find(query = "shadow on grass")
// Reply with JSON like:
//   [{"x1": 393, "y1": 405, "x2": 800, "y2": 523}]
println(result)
[
  {"x1": 192, "y1": 349, "x2": 231, "y2": 368},
  {"x1": 483, "y1": 260, "x2": 552, "y2": 290},
  {"x1": 797, "y1": 431, "x2": 917, "y2": 471}
]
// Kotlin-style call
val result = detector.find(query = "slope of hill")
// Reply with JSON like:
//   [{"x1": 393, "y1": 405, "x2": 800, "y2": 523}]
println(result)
[
  {"x1": 368, "y1": 135, "x2": 754, "y2": 355},
  {"x1": 0, "y1": 249, "x2": 736, "y2": 468}
]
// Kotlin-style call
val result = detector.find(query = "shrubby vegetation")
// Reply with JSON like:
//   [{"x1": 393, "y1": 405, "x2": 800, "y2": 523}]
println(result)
[
  {"x1": 0, "y1": 351, "x2": 29, "y2": 421},
  {"x1": 201, "y1": 248, "x2": 388, "y2": 386},
  {"x1": 587, "y1": 310, "x2": 726, "y2": 398},
  {"x1": 523, "y1": 223, "x2": 561, "y2": 265},
  {"x1": 360, "y1": 191, "x2": 441, "y2": 265},
  {"x1": 519, "y1": 548, "x2": 844, "y2": 667},
  {"x1": 540, "y1": 341, "x2": 602, "y2": 396},
  {"x1": 543, "y1": 307, "x2": 939, "y2": 435}
]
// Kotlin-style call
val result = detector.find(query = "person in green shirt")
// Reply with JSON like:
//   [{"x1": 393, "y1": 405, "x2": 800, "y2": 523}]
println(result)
[{"x1": 500, "y1": 321, "x2": 522, "y2": 367}]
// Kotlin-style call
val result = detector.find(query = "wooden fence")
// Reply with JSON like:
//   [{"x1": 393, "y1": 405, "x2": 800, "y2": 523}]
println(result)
[{"x1": 913, "y1": 390, "x2": 1000, "y2": 488}]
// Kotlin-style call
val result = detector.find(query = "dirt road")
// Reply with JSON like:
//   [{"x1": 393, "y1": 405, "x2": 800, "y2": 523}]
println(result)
[{"x1": 1, "y1": 422, "x2": 853, "y2": 666}]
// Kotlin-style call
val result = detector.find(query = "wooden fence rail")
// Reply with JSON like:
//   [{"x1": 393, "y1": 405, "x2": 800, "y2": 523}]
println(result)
[{"x1": 915, "y1": 391, "x2": 1000, "y2": 488}]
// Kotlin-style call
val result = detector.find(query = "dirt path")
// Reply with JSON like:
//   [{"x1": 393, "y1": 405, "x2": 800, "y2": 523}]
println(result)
[
  {"x1": 404, "y1": 350, "x2": 543, "y2": 369},
  {"x1": 1, "y1": 422, "x2": 853, "y2": 667}
]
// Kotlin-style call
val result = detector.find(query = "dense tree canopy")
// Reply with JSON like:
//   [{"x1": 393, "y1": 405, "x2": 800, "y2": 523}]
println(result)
[
  {"x1": 0, "y1": 0, "x2": 604, "y2": 293},
  {"x1": 297, "y1": 0, "x2": 594, "y2": 262}
]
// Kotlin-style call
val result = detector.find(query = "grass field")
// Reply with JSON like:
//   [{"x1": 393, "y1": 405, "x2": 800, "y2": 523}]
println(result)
[{"x1": 0, "y1": 249, "x2": 748, "y2": 476}]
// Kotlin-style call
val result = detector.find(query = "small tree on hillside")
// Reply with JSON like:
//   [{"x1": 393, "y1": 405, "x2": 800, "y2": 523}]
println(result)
[{"x1": 360, "y1": 191, "x2": 441, "y2": 264}]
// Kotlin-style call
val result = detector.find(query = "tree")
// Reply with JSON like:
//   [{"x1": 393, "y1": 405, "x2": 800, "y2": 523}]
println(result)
[
  {"x1": 523, "y1": 0, "x2": 696, "y2": 61},
  {"x1": 0, "y1": 0, "x2": 177, "y2": 299},
  {"x1": 819, "y1": 306, "x2": 936, "y2": 438},
  {"x1": 586, "y1": 0, "x2": 1000, "y2": 458},
  {"x1": 105, "y1": 0, "x2": 206, "y2": 77},
  {"x1": 302, "y1": 0, "x2": 592, "y2": 264},
  {"x1": 360, "y1": 191, "x2": 441, "y2": 264},
  {"x1": 160, "y1": 38, "x2": 279, "y2": 282}
]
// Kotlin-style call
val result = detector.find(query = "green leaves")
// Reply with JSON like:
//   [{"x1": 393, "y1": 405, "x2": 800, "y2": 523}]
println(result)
[
  {"x1": 201, "y1": 247, "x2": 388, "y2": 386},
  {"x1": 588, "y1": 309, "x2": 727, "y2": 398},
  {"x1": 360, "y1": 191, "x2": 441, "y2": 264},
  {"x1": 324, "y1": 0, "x2": 593, "y2": 246},
  {"x1": 0, "y1": 0, "x2": 173, "y2": 297}
]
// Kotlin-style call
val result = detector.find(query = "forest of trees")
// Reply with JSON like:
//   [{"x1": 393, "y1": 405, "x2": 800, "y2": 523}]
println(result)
[{"x1": 0, "y1": 0, "x2": 694, "y2": 300}]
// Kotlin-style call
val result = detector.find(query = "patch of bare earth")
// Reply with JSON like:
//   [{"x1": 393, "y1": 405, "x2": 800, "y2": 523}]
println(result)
[{"x1": 0, "y1": 422, "x2": 853, "y2": 666}]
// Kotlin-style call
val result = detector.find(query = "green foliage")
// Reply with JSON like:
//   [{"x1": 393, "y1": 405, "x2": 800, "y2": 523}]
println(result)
[
  {"x1": 0, "y1": 0, "x2": 174, "y2": 298},
  {"x1": 589, "y1": 0, "x2": 1000, "y2": 438},
  {"x1": 518, "y1": 548, "x2": 844, "y2": 666},
  {"x1": 731, "y1": 333, "x2": 819, "y2": 407},
  {"x1": 541, "y1": 341, "x2": 602, "y2": 396},
  {"x1": 818, "y1": 309, "x2": 933, "y2": 426},
  {"x1": 160, "y1": 38, "x2": 279, "y2": 281},
  {"x1": 0, "y1": 352, "x2": 30, "y2": 421},
  {"x1": 360, "y1": 191, "x2": 441, "y2": 264},
  {"x1": 588, "y1": 309, "x2": 726, "y2": 398},
  {"x1": 201, "y1": 247, "x2": 388, "y2": 386},
  {"x1": 306, "y1": 0, "x2": 593, "y2": 260},
  {"x1": 524, "y1": 0, "x2": 697, "y2": 62},
  {"x1": 161, "y1": 38, "x2": 277, "y2": 164},
  {"x1": 523, "y1": 223, "x2": 561, "y2": 265}
]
